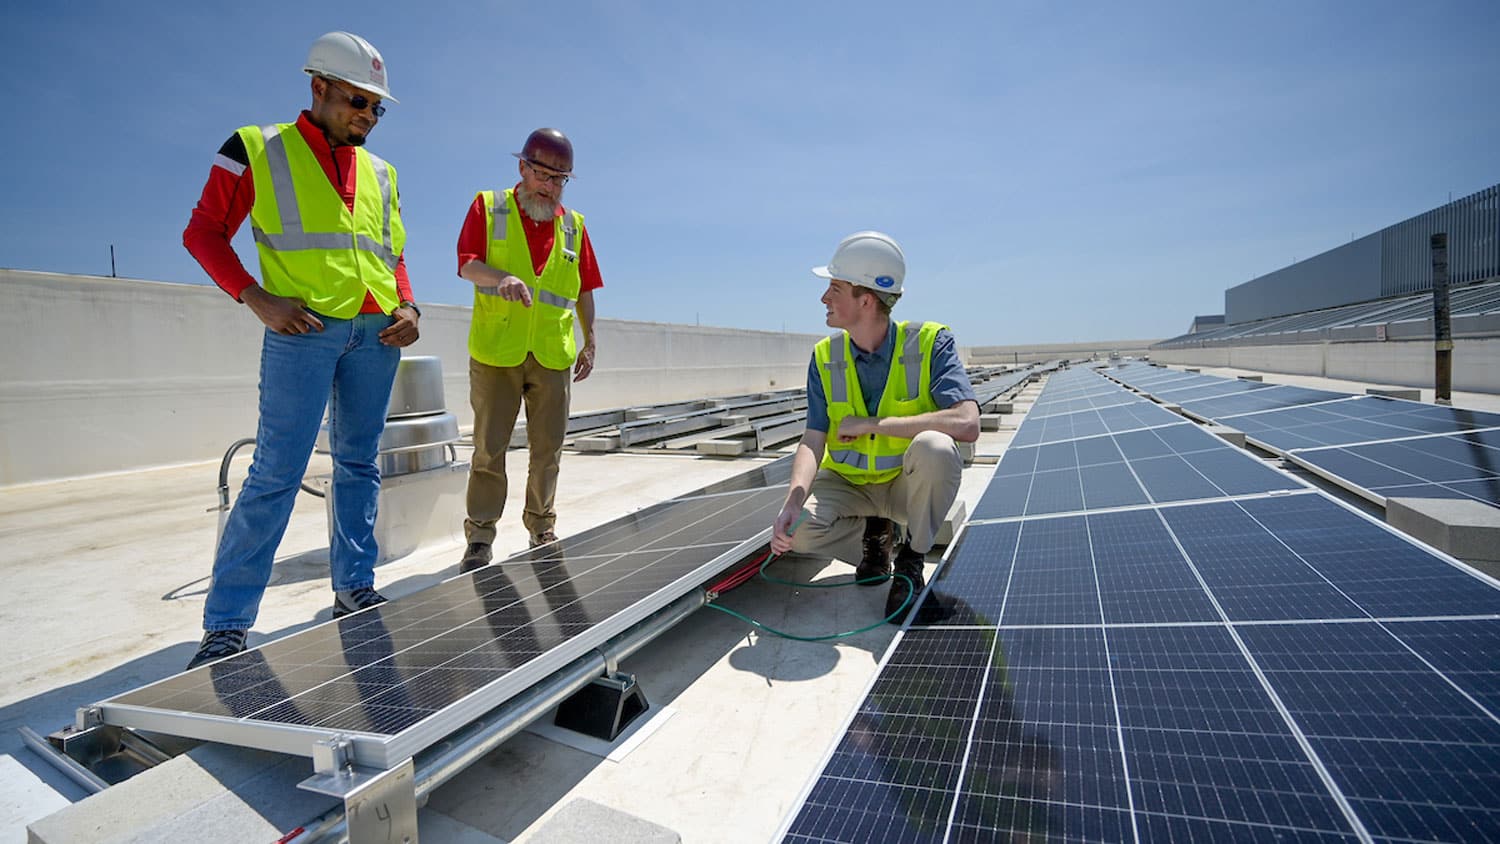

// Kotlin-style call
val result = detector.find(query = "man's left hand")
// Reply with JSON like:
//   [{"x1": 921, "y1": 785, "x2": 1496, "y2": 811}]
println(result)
[
  {"x1": 379, "y1": 305, "x2": 421, "y2": 347},
  {"x1": 836, "y1": 415, "x2": 878, "y2": 442},
  {"x1": 573, "y1": 341, "x2": 596, "y2": 382}
]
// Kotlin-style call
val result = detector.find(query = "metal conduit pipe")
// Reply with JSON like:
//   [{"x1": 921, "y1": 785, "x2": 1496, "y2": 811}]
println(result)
[{"x1": 288, "y1": 588, "x2": 710, "y2": 844}]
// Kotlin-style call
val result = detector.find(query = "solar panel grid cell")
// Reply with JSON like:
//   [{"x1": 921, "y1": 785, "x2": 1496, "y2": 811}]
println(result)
[{"x1": 783, "y1": 367, "x2": 1500, "y2": 842}]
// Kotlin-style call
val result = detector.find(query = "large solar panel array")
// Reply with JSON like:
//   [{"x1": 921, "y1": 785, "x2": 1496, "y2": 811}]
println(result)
[
  {"x1": 780, "y1": 366, "x2": 1500, "y2": 843},
  {"x1": 1109, "y1": 362, "x2": 1500, "y2": 509},
  {"x1": 99, "y1": 461, "x2": 792, "y2": 769}
]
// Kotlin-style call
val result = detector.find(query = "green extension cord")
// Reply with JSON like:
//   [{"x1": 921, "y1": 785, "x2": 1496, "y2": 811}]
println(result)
[{"x1": 705, "y1": 508, "x2": 917, "y2": 641}]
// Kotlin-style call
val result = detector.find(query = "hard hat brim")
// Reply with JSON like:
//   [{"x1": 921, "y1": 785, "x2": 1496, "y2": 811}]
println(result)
[
  {"x1": 303, "y1": 68, "x2": 399, "y2": 103},
  {"x1": 811, "y1": 265, "x2": 834, "y2": 279}
]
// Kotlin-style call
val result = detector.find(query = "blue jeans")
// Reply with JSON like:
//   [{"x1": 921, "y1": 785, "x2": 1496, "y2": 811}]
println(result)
[{"x1": 204, "y1": 314, "x2": 399, "y2": 631}]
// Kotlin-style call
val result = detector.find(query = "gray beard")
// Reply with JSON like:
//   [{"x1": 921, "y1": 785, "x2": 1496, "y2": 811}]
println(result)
[{"x1": 516, "y1": 190, "x2": 558, "y2": 223}]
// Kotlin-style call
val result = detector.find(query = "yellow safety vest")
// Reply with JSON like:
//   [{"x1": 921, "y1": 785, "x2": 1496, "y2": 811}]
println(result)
[
  {"x1": 468, "y1": 189, "x2": 585, "y2": 370},
  {"x1": 239, "y1": 123, "x2": 403, "y2": 318},
  {"x1": 815, "y1": 321, "x2": 944, "y2": 484}
]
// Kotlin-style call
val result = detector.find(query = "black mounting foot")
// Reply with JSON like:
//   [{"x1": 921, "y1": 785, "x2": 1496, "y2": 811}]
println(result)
[{"x1": 554, "y1": 673, "x2": 649, "y2": 742}]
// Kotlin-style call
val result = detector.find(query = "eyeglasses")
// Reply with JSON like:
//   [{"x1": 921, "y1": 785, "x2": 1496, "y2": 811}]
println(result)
[
  {"x1": 523, "y1": 160, "x2": 570, "y2": 186},
  {"x1": 322, "y1": 79, "x2": 386, "y2": 117}
]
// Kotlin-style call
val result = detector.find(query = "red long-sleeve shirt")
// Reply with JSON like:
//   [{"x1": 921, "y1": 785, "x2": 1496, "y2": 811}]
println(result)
[
  {"x1": 182, "y1": 111, "x2": 414, "y2": 311},
  {"x1": 455, "y1": 187, "x2": 603, "y2": 290}
]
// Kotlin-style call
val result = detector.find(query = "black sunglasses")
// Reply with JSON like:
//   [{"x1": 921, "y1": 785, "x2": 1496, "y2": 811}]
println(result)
[{"x1": 323, "y1": 79, "x2": 386, "y2": 117}]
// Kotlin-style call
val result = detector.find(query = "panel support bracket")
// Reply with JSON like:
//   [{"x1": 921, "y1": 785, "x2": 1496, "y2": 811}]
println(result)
[{"x1": 300, "y1": 745, "x2": 419, "y2": 843}]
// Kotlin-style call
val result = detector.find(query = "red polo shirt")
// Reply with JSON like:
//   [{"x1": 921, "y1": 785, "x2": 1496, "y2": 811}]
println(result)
[
  {"x1": 182, "y1": 111, "x2": 415, "y2": 311},
  {"x1": 455, "y1": 186, "x2": 603, "y2": 290}
]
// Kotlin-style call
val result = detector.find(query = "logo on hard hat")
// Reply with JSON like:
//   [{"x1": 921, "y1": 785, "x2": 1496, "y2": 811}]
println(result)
[
  {"x1": 874, "y1": 275, "x2": 896, "y2": 288},
  {"x1": 372, "y1": 57, "x2": 383, "y2": 71}
]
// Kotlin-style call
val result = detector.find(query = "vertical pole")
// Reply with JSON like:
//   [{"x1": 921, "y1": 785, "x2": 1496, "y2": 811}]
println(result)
[
  {"x1": 110, "y1": 244, "x2": 117, "y2": 278},
  {"x1": 1430, "y1": 233, "x2": 1451, "y2": 405}
]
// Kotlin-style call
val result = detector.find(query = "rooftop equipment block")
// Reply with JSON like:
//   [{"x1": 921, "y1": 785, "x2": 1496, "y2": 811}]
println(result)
[
  {"x1": 1386, "y1": 497, "x2": 1500, "y2": 575},
  {"x1": 1365, "y1": 387, "x2": 1422, "y2": 401},
  {"x1": 933, "y1": 499, "x2": 969, "y2": 547},
  {"x1": 1206, "y1": 425, "x2": 1246, "y2": 448}
]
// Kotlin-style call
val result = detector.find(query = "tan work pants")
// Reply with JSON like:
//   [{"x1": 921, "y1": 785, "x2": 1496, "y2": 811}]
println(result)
[
  {"x1": 789, "y1": 430, "x2": 963, "y2": 564},
  {"x1": 465, "y1": 354, "x2": 571, "y2": 544}
]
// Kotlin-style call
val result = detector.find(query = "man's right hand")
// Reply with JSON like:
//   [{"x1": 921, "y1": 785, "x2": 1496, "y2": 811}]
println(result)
[
  {"x1": 770, "y1": 502, "x2": 803, "y2": 556},
  {"x1": 493, "y1": 275, "x2": 533, "y2": 307},
  {"x1": 242, "y1": 285, "x2": 324, "y2": 334}
]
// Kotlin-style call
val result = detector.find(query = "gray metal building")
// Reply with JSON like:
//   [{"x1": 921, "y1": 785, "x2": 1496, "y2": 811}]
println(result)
[{"x1": 1225, "y1": 183, "x2": 1499, "y2": 324}]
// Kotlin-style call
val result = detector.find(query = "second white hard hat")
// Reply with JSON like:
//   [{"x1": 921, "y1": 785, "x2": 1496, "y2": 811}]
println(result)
[
  {"x1": 812, "y1": 231, "x2": 905, "y2": 296},
  {"x1": 303, "y1": 31, "x2": 398, "y2": 103}
]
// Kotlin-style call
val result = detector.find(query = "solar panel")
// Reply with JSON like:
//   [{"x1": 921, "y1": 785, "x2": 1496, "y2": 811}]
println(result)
[
  {"x1": 1177, "y1": 385, "x2": 1349, "y2": 419},
  {"x1": 782, "y1": 367, "x2": 1500, "y2": 843},
  {"x1": 99, "y1": 476, "x2": 787, "y2": 769},
  {"x1": 1287, "y1": 431, "x2": 1500, "y2": 508},
  {"x1": 783, "y1": 493, "x2": 1500, "y2": 843}
]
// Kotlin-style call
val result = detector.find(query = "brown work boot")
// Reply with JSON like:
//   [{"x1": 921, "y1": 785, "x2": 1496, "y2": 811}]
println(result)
[
  {"x1": 530, "y1": 530, "x2": 559, "y2": 549},
  {"x1": 459, "y1": 542, "x2": 492, "y2": 573},
  {"x1": 855, "y1": 517, "x2": 896, "y2": 585},
  {"x1": 884, "y1": 544, "x2": 927, "y2": 624}
]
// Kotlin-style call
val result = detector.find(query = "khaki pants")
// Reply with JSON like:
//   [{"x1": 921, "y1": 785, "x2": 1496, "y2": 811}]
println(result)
[
  {"x1": 789, "y1": 430, "x2": 962, "y2": 563},
  {"x1": 465, "y1": 354, "x2": 571, "y2": 544}
]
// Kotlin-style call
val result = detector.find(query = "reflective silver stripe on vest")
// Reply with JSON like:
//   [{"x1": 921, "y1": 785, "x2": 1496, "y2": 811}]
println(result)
[
  {"x1": 488, "y1": 196, "x2": 509, "y2": 241},
  {"x1": 825, "y1": 449, "x2": 865, "y2": 470},
  {"x1": 536, "y1": 289, "x2": 576, "y2": 310},
  {"x1": 561, "y1": 212, "x2": 578, "y2": 260},
  {"x1": 261, "y1": 126, "x2": 301, "y2": 235},
  {"x1": 824, "y1": 450, "x2": 905, "y2": 473},
  {"x1": 367, "y1": 152, "x2": 395, "y2": 264},
  {"x1": 257, "y1": 125, "x2": 397, "y2": 269},
  {"x1": 900, "y1": 324, "x2": 924, "y2": 400},
  {"x1": 824, "y1": 333, "x2": 848, "y2": 403}
]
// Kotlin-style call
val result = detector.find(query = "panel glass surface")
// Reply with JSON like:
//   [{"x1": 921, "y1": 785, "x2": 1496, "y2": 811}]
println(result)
[
  {"x1": 107, "y1": 485, "x2": 786, "y2": 747},
  {"x1": 1177, "y1": 385, "x2": 1348, "y2": 419},
  {"x1": 1293, "y1": 433, "x2": 1500, "y2": 508}
]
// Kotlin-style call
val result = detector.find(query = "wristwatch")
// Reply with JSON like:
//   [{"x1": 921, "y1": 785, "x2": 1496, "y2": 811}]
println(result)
[{"x1": 397, "y1": 300, "x2": 421, "y2": 317}]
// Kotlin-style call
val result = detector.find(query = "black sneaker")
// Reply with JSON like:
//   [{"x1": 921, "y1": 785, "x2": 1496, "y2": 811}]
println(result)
[
  {"x1": 459, "y1": 541, "x2": 493, "y2": 573},
  {"x1": 186, "y1": 629, "x2": 247, "y2": 670},
  {"x1": 884, "y1": 544, "x2": 927, "y2": 624},
  {"x1": 333, "y1": 587, "x2": 388, "y2": 618},
  {"x1": 855, "y1": 517, "x2": 895, "y2": 585},
  {"x1": 530, "y1": 530, "x2": 559, "y2": 549}
]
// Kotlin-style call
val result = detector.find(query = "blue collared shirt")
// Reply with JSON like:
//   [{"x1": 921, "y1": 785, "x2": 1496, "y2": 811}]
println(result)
[{"x1": 805, "y1": 321, "x2": 977, "y2": 433}]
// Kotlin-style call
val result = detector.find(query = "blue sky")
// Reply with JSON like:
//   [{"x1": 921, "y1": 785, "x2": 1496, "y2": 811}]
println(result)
[{"x1": 2, "y1": 1, "x2": 1496, "y2": 345}]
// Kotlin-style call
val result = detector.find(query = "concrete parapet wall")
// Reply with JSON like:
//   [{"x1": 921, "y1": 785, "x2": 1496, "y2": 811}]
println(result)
[
  {"x1": 0, "y1": 270, "x2": 819, "y2": 485},
  {"x1": 1151, "y1": 337, "x2": 1500, "y2": 393}
]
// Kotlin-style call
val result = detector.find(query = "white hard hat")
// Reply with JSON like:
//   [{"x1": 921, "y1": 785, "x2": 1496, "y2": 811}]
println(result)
[
  {"x1": 303, "y1": 31, "x2": 398, "y2": 103},
  {"x1": 812, "y1": 231, "x2": 905, "y2": 296}
]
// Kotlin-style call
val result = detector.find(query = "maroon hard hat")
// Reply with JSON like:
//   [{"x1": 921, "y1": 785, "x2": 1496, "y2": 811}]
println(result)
[{"x1": 512, "y1": 128, "x2": 573, "y2": 173}]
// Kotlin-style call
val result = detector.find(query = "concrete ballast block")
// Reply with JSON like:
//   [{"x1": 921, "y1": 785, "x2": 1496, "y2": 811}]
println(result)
[
  {"x1": 934, "y1": 499, "x2": 969, "y2": 547},
  {"x1": 1237, "y1": 374, "x2": 1263, "y2": 382},
  {"x1": 1206, "y1": 425, "x2": 1246, "y2": 448},
  {"x1": 980, "y1": 413, "x2": 1003, "y2": 432},
  {"x1": 575, "y1": 435, "x2": 621, "y2": 452},
  {"x1": 1366, "y1": 387, "x2": 1421, "y2": 401},
  {"x1": 1386, "y1": 497, "x2": 1500, "y2": 572},
  {"x1": 696, "y1": 439, "x2": 748, "y2": 456}
]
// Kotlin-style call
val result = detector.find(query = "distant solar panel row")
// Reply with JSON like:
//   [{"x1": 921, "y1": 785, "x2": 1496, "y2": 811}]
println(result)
[
  {"x1": 1109, "y1": 362, "x2": 1500, "y2": 509},
  {"x1": 781, "y1": 367, "x2": 1500, "y2": 843}
]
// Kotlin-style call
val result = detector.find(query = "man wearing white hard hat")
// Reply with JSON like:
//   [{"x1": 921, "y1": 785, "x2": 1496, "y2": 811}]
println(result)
[
  {"x1": 182, "y1": 31, "x2": 420, "y2": 669},
  {"x1": 770, "y1": 232, "x2": 979, "y2": 623}
]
